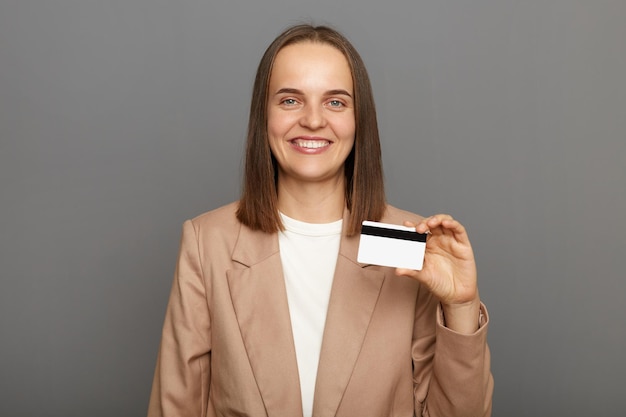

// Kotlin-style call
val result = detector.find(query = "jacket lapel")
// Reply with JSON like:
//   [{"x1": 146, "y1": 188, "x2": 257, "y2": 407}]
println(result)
[
  {"x1": 312, "y1": 220, "x2": 386, "y2": 417},
  {"x1": 227, "y1": 215, "x2": 386, "y2": 417},
  {"x1": 227, "y1": 225, "x2": 303, "y2": 417}
]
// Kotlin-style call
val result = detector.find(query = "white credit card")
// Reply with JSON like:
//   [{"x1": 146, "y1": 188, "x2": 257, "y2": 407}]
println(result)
[{"x1": 357, "y1": 220, "x2": 427, "y2": 270}]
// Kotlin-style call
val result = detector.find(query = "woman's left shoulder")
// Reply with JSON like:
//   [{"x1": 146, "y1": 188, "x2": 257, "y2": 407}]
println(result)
[{"x1": 380, "y1": 204, "x2": 425, "y2": 225}]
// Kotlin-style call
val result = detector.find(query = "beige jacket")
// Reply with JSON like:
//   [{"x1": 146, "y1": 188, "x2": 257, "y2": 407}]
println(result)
[{"x1": 148, "y1": 202, "x2": 493, "y2": 417}]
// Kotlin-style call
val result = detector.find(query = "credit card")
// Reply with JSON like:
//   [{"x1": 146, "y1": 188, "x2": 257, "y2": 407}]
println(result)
[{"x1": 357, "y1": 221, "x2": 427, "y2": 270}]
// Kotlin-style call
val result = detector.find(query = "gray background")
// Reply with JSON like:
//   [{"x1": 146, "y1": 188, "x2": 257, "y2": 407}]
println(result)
[{"x1": 1, "y1": 0, "x2": 624, "y2": 416}]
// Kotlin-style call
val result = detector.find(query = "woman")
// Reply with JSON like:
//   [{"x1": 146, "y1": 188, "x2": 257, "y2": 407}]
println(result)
[{"x1": 148, "y1": 24, "x2": 493, "y2": 417}]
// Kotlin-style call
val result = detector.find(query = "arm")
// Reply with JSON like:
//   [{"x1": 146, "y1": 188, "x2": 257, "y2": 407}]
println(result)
[
  {"x1": 427, "y1": 304, "x2": 492, "y2": 416},
  {"x1": 148, "y1": 220, "x2": 211, "y2": 417},
  {"x1": 398, "y1": 215, "x2": 493, "y2": 416}
]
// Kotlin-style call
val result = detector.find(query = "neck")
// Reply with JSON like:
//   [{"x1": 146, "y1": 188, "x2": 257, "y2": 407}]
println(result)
[{"x1": 277, "y1": 176, "x2": 346, "y2": 223}]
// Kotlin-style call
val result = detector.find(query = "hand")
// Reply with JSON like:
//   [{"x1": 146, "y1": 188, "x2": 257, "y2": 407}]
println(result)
[{"x1": 395, "y1": 214, "x2": 481, "y2": 333}]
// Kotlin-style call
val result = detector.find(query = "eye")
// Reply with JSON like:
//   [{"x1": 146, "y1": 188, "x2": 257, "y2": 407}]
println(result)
[
  {"x1": 327, "y1": 99, "x2": 344, "y2": 108},
  {"x1": 280, "y1": 98, "x2": 298, "y2": 106}
]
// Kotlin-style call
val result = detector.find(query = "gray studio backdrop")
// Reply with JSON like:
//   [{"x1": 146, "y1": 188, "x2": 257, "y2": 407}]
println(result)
[{"x1": 1, "y1": 1, "x2": 624, "y2": 416}]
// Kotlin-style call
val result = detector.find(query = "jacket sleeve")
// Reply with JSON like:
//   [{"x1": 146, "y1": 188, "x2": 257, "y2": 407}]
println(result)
[
  {"x1": 412, "y1": 286, "x2": 493, "y2": 417},
  {"x1": 148, "y1": 220, "x2": 212, "y2": 417}
]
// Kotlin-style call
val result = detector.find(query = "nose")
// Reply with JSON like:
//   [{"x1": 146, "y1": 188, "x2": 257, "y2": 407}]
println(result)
[{"x1": 299, "y1": 104, "x2": 326, "y2": 130}]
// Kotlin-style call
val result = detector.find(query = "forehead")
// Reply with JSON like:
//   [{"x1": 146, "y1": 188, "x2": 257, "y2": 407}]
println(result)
[{"x1": 270, "y1": 41, "x2": 353, "y2": 87}]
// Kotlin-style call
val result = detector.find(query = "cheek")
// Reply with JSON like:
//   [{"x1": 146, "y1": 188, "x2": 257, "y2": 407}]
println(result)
[
  {"x1": 267, "y1": 109, "x2": 296, "y2": 137},
  {"x1": 267, "y1": 112, "x2": 287, "y2": 155},
  {"x1": 266, "y1": 110, "x2": 278, "y2": 137},
  {"x1": 333, "y1": 116, "x2": 356, "y2": 141}
]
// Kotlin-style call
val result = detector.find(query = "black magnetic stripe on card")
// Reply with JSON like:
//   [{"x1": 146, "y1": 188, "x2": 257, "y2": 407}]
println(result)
[{"x1": 360, "y1": 225, "x2": 427, "y2": 242}]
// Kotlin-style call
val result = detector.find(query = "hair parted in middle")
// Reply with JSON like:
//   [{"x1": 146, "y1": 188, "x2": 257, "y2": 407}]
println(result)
[{"x1": 236, "y1": 24, "x2": 386, "y2": 236}]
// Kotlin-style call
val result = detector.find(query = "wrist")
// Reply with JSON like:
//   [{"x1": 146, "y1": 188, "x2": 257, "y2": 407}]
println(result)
[{"x1": 441, "y1": 296, "x2": 481, "y2": 334}]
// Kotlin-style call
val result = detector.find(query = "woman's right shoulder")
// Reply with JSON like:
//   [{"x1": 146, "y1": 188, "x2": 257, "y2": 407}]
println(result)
[{"x1": 186, "y1": 201, "x2": 242, "y2": 237}]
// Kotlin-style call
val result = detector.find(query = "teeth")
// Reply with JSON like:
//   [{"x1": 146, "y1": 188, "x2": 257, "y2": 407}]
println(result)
[{"x1": 293, "y1": 140, "x2": 329, "y2": 149}]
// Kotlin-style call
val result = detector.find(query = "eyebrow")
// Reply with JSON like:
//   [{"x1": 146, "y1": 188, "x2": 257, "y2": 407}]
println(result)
[{"x1": 274, "y1": 88, "x2": 353, "y2": 98}]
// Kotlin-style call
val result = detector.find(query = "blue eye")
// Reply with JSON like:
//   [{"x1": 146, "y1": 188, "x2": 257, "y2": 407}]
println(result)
[
  {"x1": 328, "y1": 100, "x2": 343, "y2": 107},
  {"x1": 282, "y1": 98, "x2": 297, "y2": 105}
]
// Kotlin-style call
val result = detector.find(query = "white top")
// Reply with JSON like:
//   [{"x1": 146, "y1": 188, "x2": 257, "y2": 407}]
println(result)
[{"x1": 278, "y1": 213, "x2": 342, "y2": 417}]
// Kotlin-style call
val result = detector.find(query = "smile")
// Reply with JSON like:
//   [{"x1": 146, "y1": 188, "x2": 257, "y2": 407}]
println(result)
[{"x1": 290, "y1": 139, "x2": 331, "y2": 149}]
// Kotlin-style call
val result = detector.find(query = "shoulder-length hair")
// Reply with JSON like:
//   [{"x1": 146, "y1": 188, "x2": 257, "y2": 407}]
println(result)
[{"x1": 236, "y1": 24, "x2": 386, "y2": 236}]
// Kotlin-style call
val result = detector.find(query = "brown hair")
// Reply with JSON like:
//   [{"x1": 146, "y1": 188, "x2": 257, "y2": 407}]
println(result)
[{"x1": 236, "y1": 24, "x2": 386, "y2": 236}]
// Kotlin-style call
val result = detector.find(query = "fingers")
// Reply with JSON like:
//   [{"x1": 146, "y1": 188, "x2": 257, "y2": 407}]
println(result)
[{"x1": 405, "y1": 214, "x2": 467, "y2": 236}]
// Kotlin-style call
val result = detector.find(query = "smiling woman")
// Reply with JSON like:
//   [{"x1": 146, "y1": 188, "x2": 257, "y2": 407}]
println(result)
[{"x1": 148, "y1": 24, "x2": 493, "y2": 417}]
